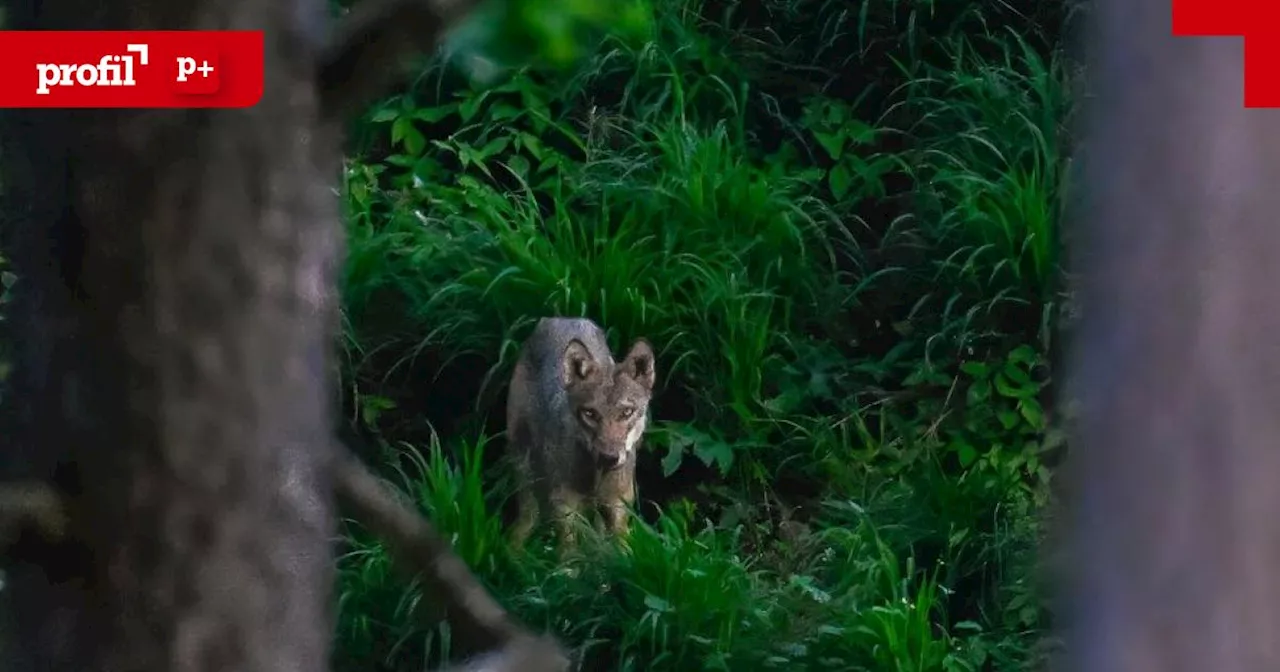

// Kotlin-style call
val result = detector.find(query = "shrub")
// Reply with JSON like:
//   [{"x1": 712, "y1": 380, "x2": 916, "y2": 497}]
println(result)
[{"x1": 332, "y1": 0, "x2": 1070, "y2": 669}]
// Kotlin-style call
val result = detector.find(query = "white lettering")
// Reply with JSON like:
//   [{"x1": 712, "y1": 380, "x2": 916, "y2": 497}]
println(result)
[
  {"x1": 175, "y1": 57, "x2": 195, "y2": 82},
  {"x1": 96, "y1": 55, "x2": 122, "y2": 86},
  {"x1": 176, "y1": 57, "x2": 216, "y2": 83},
  {"x1": 34, "y1": 63, "x2": 59, "y2": 95},
  {"x1": 34, "y1": 44, "x2": 150, "y2": 95},
  {"x1": 74, "y1": 63, "x2": 96, "y2": 86},
  {"x1": 126, "y1": 43, "x2": 148, "y2": 66}
]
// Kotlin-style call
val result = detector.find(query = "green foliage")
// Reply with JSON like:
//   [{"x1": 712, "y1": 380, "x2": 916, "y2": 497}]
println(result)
[
  {"x1": 905, "y1": 30, "x2": 1069, "y2": 308},
  {"x1": 0, "y1": 0, "x2": 1075, "y2": 667},
  {"x1": 331, "y1": 0, "x2": 1072, "y2": 669},
  {"x1": 448, "y1": 0, "x2": 653, "y2": 72}
]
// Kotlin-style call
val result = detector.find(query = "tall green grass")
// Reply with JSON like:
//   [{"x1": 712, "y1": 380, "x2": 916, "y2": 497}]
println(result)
[
  {"x1": 335, "y1": 438, "x2": 1011, "y2": 671},
  {"x1": 332, "y1": 0, "x2": 1071, "y2": 669}
]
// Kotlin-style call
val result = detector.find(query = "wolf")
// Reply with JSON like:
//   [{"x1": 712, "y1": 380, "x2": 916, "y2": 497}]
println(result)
[{"x1": 506, "y1": 317, "x2": 656, "y2": 554}]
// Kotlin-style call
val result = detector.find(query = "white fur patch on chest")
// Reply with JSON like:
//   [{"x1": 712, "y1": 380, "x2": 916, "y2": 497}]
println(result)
[{"x1": 623, "y1": 415, "x2": 647, "y2": 460}]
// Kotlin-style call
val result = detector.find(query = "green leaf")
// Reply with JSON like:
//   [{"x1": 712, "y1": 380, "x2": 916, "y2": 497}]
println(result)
[
  {"x1": 956, "y1": 441, "x2": 977, "y2": 467},
  {"x1": 519, "y1": 85, "x2": 548, "y2": 115},
  {"x1": 412, "y1": 156, "x2": 445, "y2": 182},
  {"x1": 813, "y1": 131, "x2": 845, "y2": 160},
  {"x1": 993, "y1": 371, "x2": 1035, "y2": 399},
  {"x1": 474, "y1": 136, "x2": 512, "y2": 160},
  {"x1": 391, "y1": 117, "x2": 426, "y2": 156},
  {"x1": 369, "y1": 107, "x2": 399, "y2": 123},
  {"x1": 445, "y1": 0, "x2": 651, "y2": 81},
  {"x1": 788, "y1": 575, "x2": 832, "y2": 603},
  {"x1": 413, "y1": 104, "x2": 458, "y2": 123},
  {"x1": 457, "y1": 144, "x2": 476, "y2": 169},
  {"x1": 795, "y1": 167, "x2": 826, "y2": 184},
  {"x1": 1019, "y1": 398, "x2": 1046, "y2": 430},
  {"x1": 389, "y1": 116, "x2": 409, "y2": 144},
  {"x1": 360, "y1": 395, "x2": 396, "y2": 425},
  {"x1": 660, "y1": 440, "x2": 686, "y2": 477},
  {"x1": 459, "y1": 90, "x2": 491, "y2": 122},
  {"x1": 1002, "y1": 358, "x2": 1033, "y2": 385},
  {"x1": 1006, "y1": 344, "x2": 1038, "y2": 366},
  {"x1": 383, "y1": 153, "x2": 415, "y2": 168},
  {"x1": 843, "y1": 119, "x2": 878, "y2": 146},
  {"x1": 488, "y1": 103, "x2": 522, "y2": 122},
  {"x1": 644, "y1": 594, "x2": 672, "y2": 613},
  {"x1": 694, "y1": 439, "x2": 735, "y2": 475},
  {"x1": 504, "y1": 155, "x2": 530, "y2": 179},
  {"x1": 829, "y1": 162, "x2": 853, "y2": 199},
  {"x1": 966, "y1": 378, "x2": 992, "y2": 404},
  {"x1": 822, "y1": 101, "x2": 849, "y2": 124},
  {"x1": 517, "y1": 131, "x2": 545, "y2": 160}
]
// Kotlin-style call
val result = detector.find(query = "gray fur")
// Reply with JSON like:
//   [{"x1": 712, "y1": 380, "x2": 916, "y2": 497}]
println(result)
[{"x1": 506, "y1": 317, "x2": 656, "y2": 554}]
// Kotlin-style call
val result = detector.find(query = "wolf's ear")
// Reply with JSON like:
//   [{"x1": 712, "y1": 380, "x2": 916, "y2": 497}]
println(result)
[
  {"x1": 620, "y1": 339, "x2": 656, "y2": 391},
  {"x1": 561, "y1": 340, "x2": 598, "y2": 387}
]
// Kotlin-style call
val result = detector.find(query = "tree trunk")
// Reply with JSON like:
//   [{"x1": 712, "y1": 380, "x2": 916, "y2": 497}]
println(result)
[
  {"x1": 1, "y1": 2, "x2": 343, "y2": 670},
  {"x1": 0, "y1": 1, "x2": 559, "y2": 671},
  {"x1": 1068, "y1": 3, "x2": 1280, "y2": 670}
]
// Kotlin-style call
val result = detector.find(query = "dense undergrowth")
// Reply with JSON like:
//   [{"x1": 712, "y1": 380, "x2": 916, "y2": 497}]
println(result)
[{"x1": 332, "y1": 0, "x2": 1076, "y2": 670}]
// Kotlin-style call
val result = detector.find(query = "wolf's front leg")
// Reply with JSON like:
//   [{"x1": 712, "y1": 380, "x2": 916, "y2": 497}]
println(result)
[
  {"x1": 548, "y1": 488, "x2": 585, "y2": 558},
  {"x1": 597, "y1": 465, "x2": 636, "y2": 537},
  {"x1": 509, "y1": 485, "x2": 540, "y2": 551}
]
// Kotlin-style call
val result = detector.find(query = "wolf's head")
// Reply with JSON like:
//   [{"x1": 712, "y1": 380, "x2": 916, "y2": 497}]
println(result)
[{"x1": 560, "y1": 338, "x2": 656, "y2": 471}]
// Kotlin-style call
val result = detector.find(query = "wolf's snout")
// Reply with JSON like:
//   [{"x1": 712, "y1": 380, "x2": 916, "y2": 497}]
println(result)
[{"x1": 596, "y1": 451, "x2": 624, "y2": 470}]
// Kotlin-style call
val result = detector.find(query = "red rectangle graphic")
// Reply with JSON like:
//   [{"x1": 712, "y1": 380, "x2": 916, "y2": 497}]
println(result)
[
  {"x1": 1244, "y1": 34, "x2": 1280, "y2": 108},
  {"x1": 1173, "y1": 0, "x2": 1250, "y2": 36},
  {"x1": 0, "y1": 31, "x2": 263, "y2": 108}
]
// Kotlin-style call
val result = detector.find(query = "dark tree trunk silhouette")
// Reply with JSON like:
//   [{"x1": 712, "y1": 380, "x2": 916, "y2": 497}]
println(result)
[
  {"x1": 1068, "y1": 2, "x2": 1280, "y2": 670},
  {"x1": 0, "y1": 1, "x2": 565, "y2": 671}
]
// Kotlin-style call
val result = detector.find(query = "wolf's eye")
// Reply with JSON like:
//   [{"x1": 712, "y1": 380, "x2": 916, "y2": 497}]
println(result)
[
  {"x1": 580, "y1": 408, "x2": 600, "y2": 424},
  {"x1": 619, "y1": 407, "x2": 635, "y2": 419}
]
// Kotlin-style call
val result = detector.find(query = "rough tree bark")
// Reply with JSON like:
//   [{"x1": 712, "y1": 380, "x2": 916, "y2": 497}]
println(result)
[
  {"x1": 0, "y1": 0, "x2": 565, "y2": 671},
  {"x1": 1067, "y1": 2, "x2": 1280, "y2": 671}
]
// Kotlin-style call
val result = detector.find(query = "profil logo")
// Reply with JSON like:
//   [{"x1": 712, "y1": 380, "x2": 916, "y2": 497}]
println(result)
[
  {"x1": 1173, "y1": 0, "x2": 1280, "y2": 107},
  {"x1": 0, "y1": 31, "x2": 262, "y2": 108},
  {"x1": 34, "y1": 43, "x2": 149, "y2": 95}
]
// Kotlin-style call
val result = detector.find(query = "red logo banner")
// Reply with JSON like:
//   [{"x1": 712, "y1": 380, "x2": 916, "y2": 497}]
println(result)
[
  {"x1": 0, "y1": 31, "x2": 264, "y2": 108},
  {"x1": 1172, "y1": 0, "x2": 1280, "y2": 107}
]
